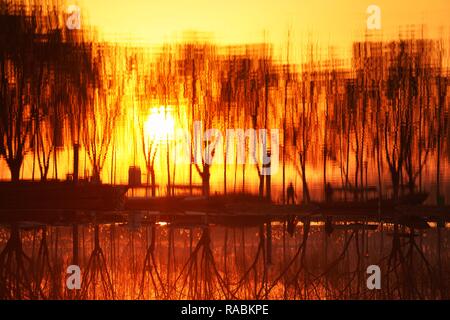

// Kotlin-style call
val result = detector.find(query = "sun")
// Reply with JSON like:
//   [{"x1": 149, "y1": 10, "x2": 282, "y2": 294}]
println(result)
[{"x1": 144, "y1": 106, "x2": 175, "y2": 141}]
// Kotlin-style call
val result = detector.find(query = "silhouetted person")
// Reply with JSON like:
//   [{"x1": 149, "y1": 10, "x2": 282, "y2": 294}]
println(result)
[
  {"x1": 325, "y1": 182, "x2": 334, "y2": 202},
  {"x1": 287, "y1": 182, "x2": 296, "y2": 205}
]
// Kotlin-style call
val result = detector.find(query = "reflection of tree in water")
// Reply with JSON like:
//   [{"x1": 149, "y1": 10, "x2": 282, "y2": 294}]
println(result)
[
  {"x1": 266, "y1": 218, "x2": 311, "y2": 299},
  {"x1": 174, "y1": 227, "x2": 234, "y2": 299},
  {"x1": 384, "y1": 223, "x2": 439, "y2": 299},
  {"x1": 138, "y1": 224, "x2": 165, "y2": 299},
  {"x1": 0, "y1": 225, "x2": 34, "y2": 299},
  {"x1": 32, "y1": 227, "x2": 60, "y2": 299},
  {"x1": 81, "y1": 225, "x2": 114, "y2": 299},
  {"x1": 312, "y1": 229, "x2": 359, "y2": 299},
  {"x1": 230, "y1": 224, "x2": 268, "y2": 299},
  {"x1": 0, "y1": 222, "x2": 447, "y2": 300}
]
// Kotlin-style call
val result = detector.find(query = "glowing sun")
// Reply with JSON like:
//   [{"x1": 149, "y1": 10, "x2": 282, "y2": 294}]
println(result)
[{"x1": 144, "y1": 106, "x2": 175, "y2": 141}]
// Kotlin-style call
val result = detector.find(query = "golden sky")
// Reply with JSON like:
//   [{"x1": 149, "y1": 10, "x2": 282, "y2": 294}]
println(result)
[
  {"x1": 74, "y1": 0, "x2": 450, "y2": 41},
  {"x1": 70, "y1": 0, "x2": 450, "y2": 62}
]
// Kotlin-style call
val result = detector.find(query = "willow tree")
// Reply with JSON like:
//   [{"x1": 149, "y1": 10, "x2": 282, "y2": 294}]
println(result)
[
  {"x1": 0, "y1": 5, "x2": 37, "y2": 180},
  {"x1": 31, "y1": 28, "x2": 96, "y2": 181},
  {"x1": 0, "y1": 2, "x2": 99, "y2": 181},
  {"x1": 135, "y1": 48, "x2": 159, "y2": 196},
  {"x1": 384, "y1": 40, "x2": 416, "y2": 200},
  {"x1": 82, "y1": 45, "x2": 123, "y2": 183},
  {"x1": 292, "y1": 51, "x2": 320, "y2": 203},
  {"x1": 192, "y1": 43, "x2": 221, "y2": 196},
  {"x1": 250, "y1": 45, "x2": 278, "y2": 198}
]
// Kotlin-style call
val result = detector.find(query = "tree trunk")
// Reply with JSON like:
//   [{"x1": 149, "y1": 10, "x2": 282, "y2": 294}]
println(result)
[
  {"x1": 202, "y1": 166, "x2": 211, "y2": 196},
  {"x1": 150, "y1": 169, "x2": 156, "y2": 197},
  {"x1": 8, "y1": 159, "x2": 22, "y2": 182},
  {"x1": 258, "y1": 174, "x2": 264, "y2": 198}
]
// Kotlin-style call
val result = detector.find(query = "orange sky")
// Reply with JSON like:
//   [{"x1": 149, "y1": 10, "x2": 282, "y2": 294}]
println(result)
[{"x1": 73, "y1": 0, "x2": 450, "y2": 55}]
